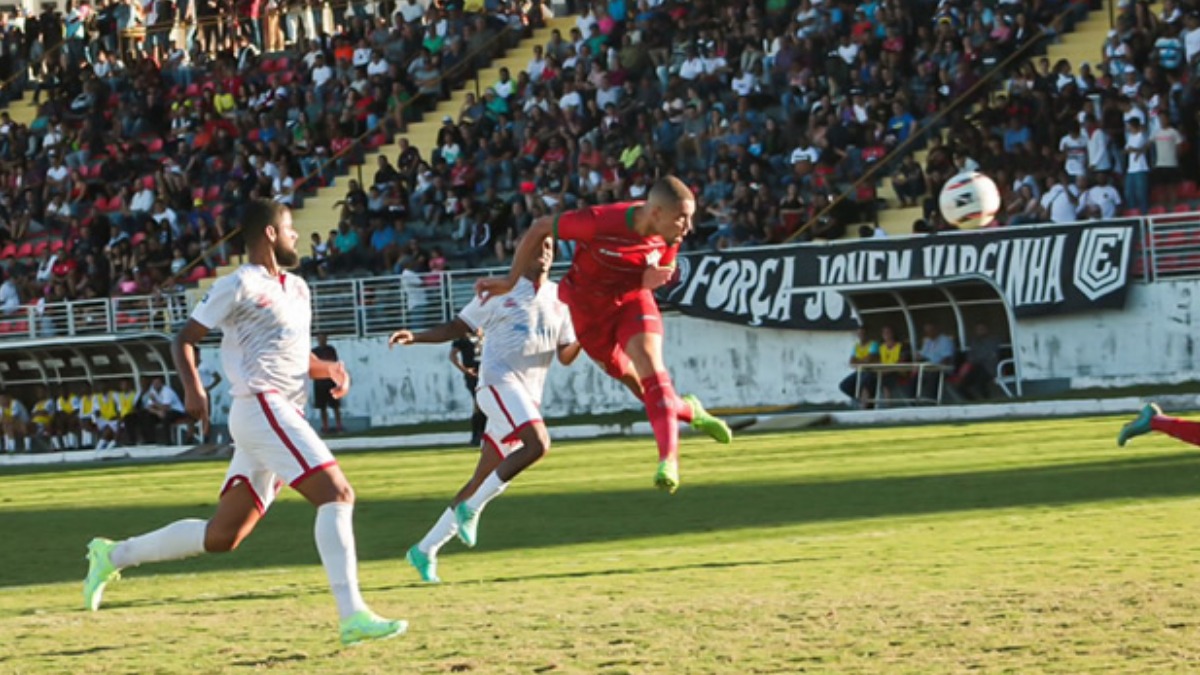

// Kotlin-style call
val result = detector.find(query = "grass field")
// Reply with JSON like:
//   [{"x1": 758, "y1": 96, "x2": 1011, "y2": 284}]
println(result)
[{"x1": 3, "y1": 415, "x2": 1200, "y2": 673}]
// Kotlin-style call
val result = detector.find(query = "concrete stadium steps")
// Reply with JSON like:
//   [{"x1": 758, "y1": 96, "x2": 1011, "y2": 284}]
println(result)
[
  {"x1": 875, "y1": 205, "x2": 925, "y2": 236},
  {"x1": 1046, "y1": 8, "x2": 1115, "y2": 70},
  {"x1": 403, "y1": 16, "x2": 575, "y2": 157},
  {"x1": 279, "y1": 15, "x2": 576, "y2": 265},
  {"x1": 861, "y1": 7, "x2": 1116, "y2": 239},
  {"x1": 194, "y1": 13, "x2": 583, "y2": 292},
  {"x1": 6, "y1": 92, "x2": 40, "y2": 127}
]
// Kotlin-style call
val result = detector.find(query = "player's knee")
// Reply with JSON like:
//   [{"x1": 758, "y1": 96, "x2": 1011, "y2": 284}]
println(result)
[
  {"x1": 522, "y1": 429, "x2": 551, "y2": 462},
  {"x1": 328, "y1": 483, "x2": 355, "y2": 504},
  {"x1": 204, "y1": 525, "x2": 244, "y2": 553},
  {"x1": 525, "y1": 439, "x2": 548, "y2": 462}
]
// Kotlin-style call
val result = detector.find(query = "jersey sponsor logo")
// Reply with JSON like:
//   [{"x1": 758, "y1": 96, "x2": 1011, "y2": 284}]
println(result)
[{"x1": 255, "y1": 294, "x2": 272, "y2": 308}]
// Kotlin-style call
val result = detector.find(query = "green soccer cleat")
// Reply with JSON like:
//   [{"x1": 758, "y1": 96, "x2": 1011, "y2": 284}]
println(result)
[
  {"x1": 1118, "y1": 403, "x2": 1162, "y2": 447},
  {"x1": 406, "y1": 545, "x2": 440, "y2": 584},
  {"x1": 682, "y1": 394, "x2": 733, "y2": 444},
  {"x1": 339, "y1": 610, "x2": 408, "y2": 647},
  {"x1": 454, "y1": 502, "x2": 480, "y2": 548},
  {"x1": 654, "y1": 459, "x2": 680, "y2": 494},
  {"x1": 83, "y1": 537, "x2": 121, "y2": 612}
]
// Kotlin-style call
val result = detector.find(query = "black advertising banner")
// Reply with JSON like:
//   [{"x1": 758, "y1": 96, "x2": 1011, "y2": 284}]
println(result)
[{"x1": 658, "y1": 221, "x2": 1139, "y2": 331}]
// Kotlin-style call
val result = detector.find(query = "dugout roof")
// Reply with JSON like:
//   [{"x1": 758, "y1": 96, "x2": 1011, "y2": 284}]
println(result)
[
  {"x1": 835, "y1": 275, "x2": 1022, "y2": 396},
  {"x1": 0, "y1": 333, "x2": 175, "y2": 396}
]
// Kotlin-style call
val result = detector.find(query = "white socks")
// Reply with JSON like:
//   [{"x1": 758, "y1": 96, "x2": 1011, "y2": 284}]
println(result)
[
  {"x1": 110, "y1": 519, "x2": 208, "y2": 569},
  {"x1": 417, "y1": 508, "x2": 459, "y2": 555},
  {"x1": 103, "y1": 504, "x2": 373, "y2": 622},
  {"x1": 314, "y1": 502, "x2": 369, "y2": 621},
  {"x1": 464, "y1": 472, "x2": 508, "y2": 513}
]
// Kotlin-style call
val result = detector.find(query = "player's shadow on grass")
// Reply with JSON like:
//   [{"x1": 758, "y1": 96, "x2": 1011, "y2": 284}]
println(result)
[{"x1": 6, "y1": 452, "x2": 1200, "y2": 588}]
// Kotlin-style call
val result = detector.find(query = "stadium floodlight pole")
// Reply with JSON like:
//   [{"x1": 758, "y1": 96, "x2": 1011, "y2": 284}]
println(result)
[
  {"x1": 162, "y1": 23, "x2": 515, "y2": 290},
  {"x1": 786, "y1": 7, "x2": 1076, "y2": 244}
]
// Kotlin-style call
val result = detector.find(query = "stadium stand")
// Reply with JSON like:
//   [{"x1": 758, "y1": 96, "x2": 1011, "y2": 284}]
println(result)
[
  {"x1": 301, "y1": 0, "x2": 1153, "y2": 272},
  {"x1": 1, "y1": 0, "x2": 1182, "y2": 292}
]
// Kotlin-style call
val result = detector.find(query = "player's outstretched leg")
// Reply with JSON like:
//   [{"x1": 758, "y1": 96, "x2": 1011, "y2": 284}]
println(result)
[
  {"x1": 455, "y1": 424, "x2": 549, "y2": 547},
  {"x1": 294, "y1": 466, "x2": 406, "y2": 646},
  {"x1": 681, "y1": 394, "x2": 733, "y2": 444},
  {"x1": 1119, "y1": 403, "x2": 1200, "y2": 448},
  {"x1": 84, "y1": 518, "x2": 209, "y2": 611},
  {"x1": 1118, "y1": 403, "x2": 1162, "y2": 446},
  {"x1": 408, "y1": 445, "x2": 503, "y2": 583}
]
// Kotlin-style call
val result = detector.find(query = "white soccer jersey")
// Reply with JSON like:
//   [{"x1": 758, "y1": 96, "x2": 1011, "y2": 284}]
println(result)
[
  {"x1": 191, "y1": 265, "x2": 313, "y2": 409},
  {"x1": 458, "y1": 278, "x2": 574, "y2": 405}
]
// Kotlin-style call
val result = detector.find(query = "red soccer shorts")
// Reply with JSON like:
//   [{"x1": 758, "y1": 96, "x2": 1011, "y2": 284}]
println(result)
[{"x1": 565, "y1": 288, "x2": 663, "y2": 380}]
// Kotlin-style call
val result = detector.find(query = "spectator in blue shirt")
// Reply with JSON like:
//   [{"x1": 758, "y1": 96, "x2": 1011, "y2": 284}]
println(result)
[
  {"x1": 1156, "y1": 25, "x2": 1185, "y2": 73},
  {"x1": 913, "y1": 322, "x2": 957, "y2": 402},
  {"x1": 1002, "y1": 117, "x2": 1032, "y2": 154},
  {"x1": 887, "y1": 101, "x2": 915, "y2": 145}
]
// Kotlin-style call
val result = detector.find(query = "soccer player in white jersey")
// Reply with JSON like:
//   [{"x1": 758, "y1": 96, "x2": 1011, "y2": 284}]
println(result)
[
  {"x1": 82, "y1": 200, "x2": 406, "y2": 646},
  {"x1": 388, "y1": 237, "x2": 580, "y2": 583}
]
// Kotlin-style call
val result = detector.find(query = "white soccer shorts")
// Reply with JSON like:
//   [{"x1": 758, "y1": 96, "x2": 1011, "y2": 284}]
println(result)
[
  {"x1": 221, "y1": 392, "x2": 337, "y2": 514},
  {"x1": 475, "y1": 382, "x2": 542, "y2": 458}
]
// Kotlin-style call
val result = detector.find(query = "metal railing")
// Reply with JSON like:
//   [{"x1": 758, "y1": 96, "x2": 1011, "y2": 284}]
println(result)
[
  {"x1": 0, "y1": 290, "x2": 190, "y2": 340},
  {"x1": 1142, "y1": 212, "x2": 1200, "y2": 282},
  {"x1": 306, "y1": 263, "x2": 568, "y2": 337},
  {"x1": 11, "y1": 211, "x2": 1200, "y2": 345}
]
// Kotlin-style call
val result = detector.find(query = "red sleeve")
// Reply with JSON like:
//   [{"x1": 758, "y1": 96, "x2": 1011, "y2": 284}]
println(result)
[
  {"x1": 661, "y1": 243, "x2": 679, "y2": 268},
  {"x1": 553, "y1": 203, "x2": 637, "y2": 243}
]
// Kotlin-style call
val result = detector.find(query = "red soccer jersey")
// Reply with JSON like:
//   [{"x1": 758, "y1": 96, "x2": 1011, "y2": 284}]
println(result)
[{"x1": 553, "y1": 202, "x2": 678, "y2": 300}]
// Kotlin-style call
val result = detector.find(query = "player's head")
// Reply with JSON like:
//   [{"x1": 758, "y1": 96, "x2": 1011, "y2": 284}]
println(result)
[
  {"x1": 644, "y1": 176, "x2": 695, "y2": 244},
  {"x1": 526, "y1": 235, "x2": 554, "y2": 279},
  {"x1": 242, "y1": 199, "x2": 299, "y2": 269}
]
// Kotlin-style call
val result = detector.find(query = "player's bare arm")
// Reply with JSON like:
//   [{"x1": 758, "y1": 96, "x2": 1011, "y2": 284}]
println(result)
[
  {"x1": 171, "y1": 319, "x2": 212, "y2": 429},
  {"x1": 449, "y1": 346, "x2": 477, "y2": 378},
  {"x1": 475, "y1": 216, "x2": 554, "y2": 299},
  {"x1": 309, "y1": 354, "x2": 351, "y2": 399},
  {"x1": 641, "y1": 265, "x2": 676, "y2": 290},
  {"x1": 558, "y1": 341, "x2": 583, "y2": 366},
  {"x1": 389, "y1": 318, "x2": 474, "y2": 347}
]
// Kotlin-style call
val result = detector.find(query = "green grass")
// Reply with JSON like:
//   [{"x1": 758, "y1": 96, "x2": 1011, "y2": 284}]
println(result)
[{"x1": 4, "y1": 415, "x2": 1200, "y2": 673}]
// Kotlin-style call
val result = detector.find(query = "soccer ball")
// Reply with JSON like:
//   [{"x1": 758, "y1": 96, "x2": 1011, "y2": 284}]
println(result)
[{"x1": 938, "y1": 171, "x2": 1001, "y2": 229}]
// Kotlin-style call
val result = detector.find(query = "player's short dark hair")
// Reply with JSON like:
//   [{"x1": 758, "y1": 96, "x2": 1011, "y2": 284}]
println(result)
[
  {"x1": 242, "y1": 199, "x2": 287, "y2": 246},
  {"x1": 647, "y1": 175, "x2": 694, "y2": 207}
]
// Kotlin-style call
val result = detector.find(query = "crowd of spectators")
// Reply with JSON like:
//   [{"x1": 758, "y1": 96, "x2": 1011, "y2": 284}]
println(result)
[
  {"x1": 907, "y1": 0, "x2": 1200, "y2": 233},
  {"x1": 0, "y1": 0, "x2": 544, "y2": 315},
  {"x1": 313, "y1": 0, "x2": 1111, "y2": 279},
  {"x1": 2, "y1": 0, "x2": 1199, "y2": 306}
]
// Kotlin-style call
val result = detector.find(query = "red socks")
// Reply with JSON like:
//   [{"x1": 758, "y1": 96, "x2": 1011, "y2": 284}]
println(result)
[
  {"x1": 1151, "y1": 415, "x2": 1200, "y2": 446},
  {"x1": 641, "y1": 372, "x2": 683, "y2": 461}
]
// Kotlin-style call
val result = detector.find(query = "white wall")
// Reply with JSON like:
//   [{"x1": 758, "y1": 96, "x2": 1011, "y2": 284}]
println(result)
[
  {"x1": 329, "y1": 316, "x2": 849, "y2": 426},
  {"x1": 1016, "y1": 280, "x2": 1200, "y2": 388},
  {"x1": 205, "y1": 280, "x2": 1195, "y2": 426}
]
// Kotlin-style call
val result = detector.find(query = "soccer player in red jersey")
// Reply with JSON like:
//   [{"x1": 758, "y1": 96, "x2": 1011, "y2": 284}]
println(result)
[
  {"x1": 1119, "y1": 403, "x2": 1200, "y2": 448},
  {"x1": 476, "y1": 176, "x2": 731, "y2": 493}
]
